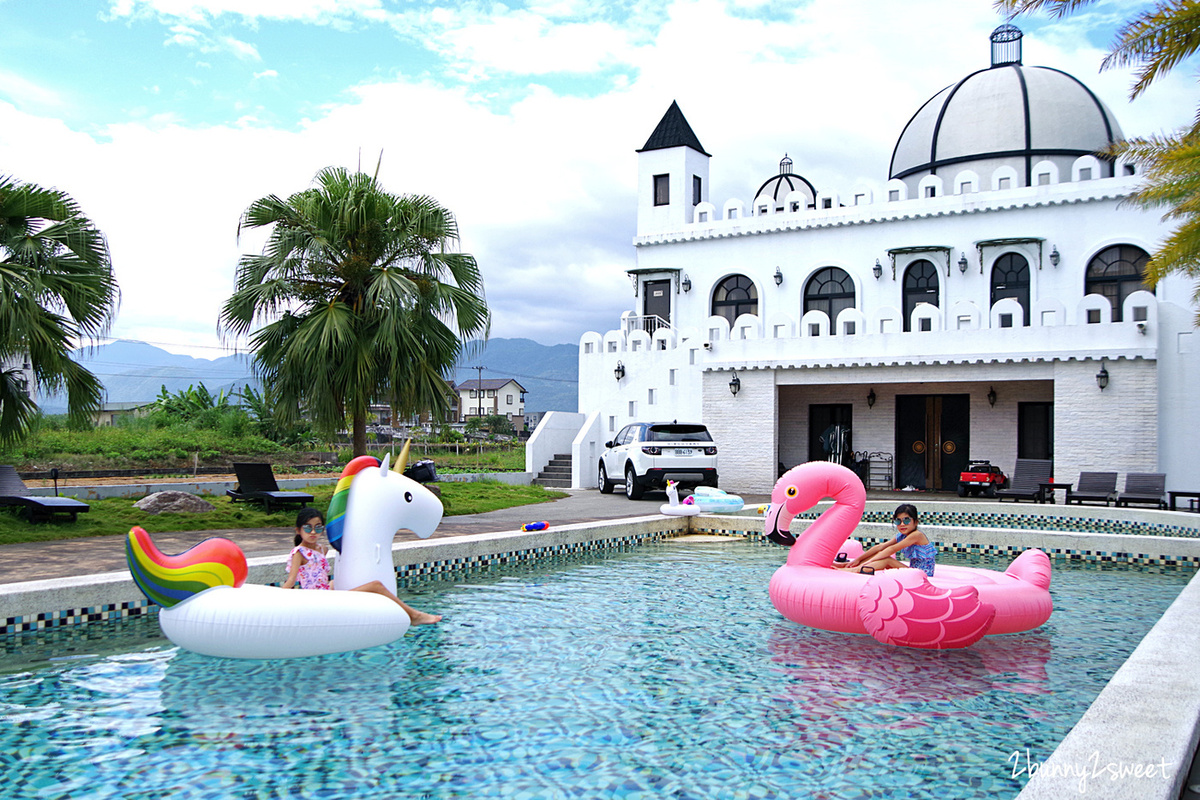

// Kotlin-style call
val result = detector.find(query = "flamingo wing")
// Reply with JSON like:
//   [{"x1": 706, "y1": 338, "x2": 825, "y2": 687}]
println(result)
[{"x1": 857, "y1": 570, "x2": 996, "y2": 650}]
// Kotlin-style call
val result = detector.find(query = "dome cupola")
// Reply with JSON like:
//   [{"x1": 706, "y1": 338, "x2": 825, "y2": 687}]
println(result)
[
  {"x1": 889, "y1": 25, "x2": 1124, "y2": 192},
  {"x1": 754, "y1": 154, "x2": 818, "y2": 213}
]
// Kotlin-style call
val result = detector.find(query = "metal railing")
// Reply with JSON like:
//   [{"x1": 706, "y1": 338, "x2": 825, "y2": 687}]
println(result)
[{"x1": 622, "y1": 315, "x2": 672, "y2": 336}]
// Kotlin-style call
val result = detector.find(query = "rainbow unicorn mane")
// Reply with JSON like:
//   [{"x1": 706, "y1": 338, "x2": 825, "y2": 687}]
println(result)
[
  {"x1": 126, "y1": 527, "x2": 248, "y2": 608},
  {"x1": 326, "y1": 455, "x2": 381, "y2": 553}
]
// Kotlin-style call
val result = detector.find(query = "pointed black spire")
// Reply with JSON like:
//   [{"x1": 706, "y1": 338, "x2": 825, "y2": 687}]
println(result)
[{"x1": 637, "y1": 101, "x2": 710, "y2": 156}]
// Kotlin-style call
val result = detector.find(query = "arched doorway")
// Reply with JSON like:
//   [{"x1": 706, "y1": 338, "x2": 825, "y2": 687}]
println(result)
[
  {"x1": 991, "y1": 253, "x2": 1030, "y2": 326},
  {"x1": 711, "y1": 274, "x2": 757, "y2": 326},
  {"x1": 1086, "y1": 245, "x2": 1150, "y2": 322},
  {"x1": 902, "y1": 259, "x2": 940, "y2": 332}
]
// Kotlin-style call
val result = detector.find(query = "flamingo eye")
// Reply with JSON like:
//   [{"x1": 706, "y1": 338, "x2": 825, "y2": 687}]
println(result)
[
  {"x1": 404, "y1": 492, "x2": 413, "y2": 503},
  {"x1": 786, "y1": 486, "x2": 797, "y2": 498}
]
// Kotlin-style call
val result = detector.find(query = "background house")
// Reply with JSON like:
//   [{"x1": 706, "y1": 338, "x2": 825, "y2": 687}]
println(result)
[{"x1": 457, "y1": 378, "x2": 527, "y2": 429}]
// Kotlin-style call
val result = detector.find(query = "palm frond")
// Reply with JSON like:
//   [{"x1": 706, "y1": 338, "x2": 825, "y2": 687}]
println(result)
[{"x1": 1101, "y1": 1, "x2": 1200, "y2": 98}]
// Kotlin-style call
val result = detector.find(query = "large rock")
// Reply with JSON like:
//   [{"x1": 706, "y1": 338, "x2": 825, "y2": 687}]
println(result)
[{"x1": 135, "y1": 491, "x2": 215, "y2": 515}]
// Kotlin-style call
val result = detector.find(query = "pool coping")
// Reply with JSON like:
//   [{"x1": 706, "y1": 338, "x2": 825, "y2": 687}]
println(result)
[{"x1": 2, "y1": 511, "x2": 1199, "y2": 799}]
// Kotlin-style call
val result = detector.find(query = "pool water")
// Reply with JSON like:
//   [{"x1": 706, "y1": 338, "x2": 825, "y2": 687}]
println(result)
[{"x1": 0, "y1": 541, "x2": 1192, "y2": 799}]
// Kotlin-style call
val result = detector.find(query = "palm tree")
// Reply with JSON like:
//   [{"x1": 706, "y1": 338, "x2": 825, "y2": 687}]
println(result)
[
  {"x1": 0, "y1": 175, "x2": 119, "y2": 444},
  {"x1": 998, "y1": 0, "x2": 1200, "y2": 321},
  {"x1": 219, "y1": 166, "x2": 490, "y2": 456}
]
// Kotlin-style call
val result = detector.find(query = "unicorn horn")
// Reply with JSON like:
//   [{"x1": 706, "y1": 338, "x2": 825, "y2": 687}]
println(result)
[
  {"x1": 397, "y1": 439, "x2": 411, "y2": 473},
  {"x1": 380, "y1": 452, "x2": 391, "y2": 475}
]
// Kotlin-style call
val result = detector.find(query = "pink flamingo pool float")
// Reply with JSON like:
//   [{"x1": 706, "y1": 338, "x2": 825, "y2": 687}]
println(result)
[{"x1": 765, "y1": 461, "x2": 1052, "y2": 649}]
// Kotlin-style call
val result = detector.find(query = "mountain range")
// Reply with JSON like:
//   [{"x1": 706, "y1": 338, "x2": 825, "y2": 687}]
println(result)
[{"x1": 37, "y1": 338, "x2": 579, "y2": 415}]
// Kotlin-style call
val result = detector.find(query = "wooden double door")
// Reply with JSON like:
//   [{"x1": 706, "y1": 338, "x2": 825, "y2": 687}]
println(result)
[{"x1": 896, "y1": 394, "x2": 969, "y2": 491}]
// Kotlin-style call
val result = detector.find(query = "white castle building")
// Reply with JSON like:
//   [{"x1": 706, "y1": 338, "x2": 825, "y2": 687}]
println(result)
[{"x1": 543, "y1": 25, "x2": 1199, "y2": 496}]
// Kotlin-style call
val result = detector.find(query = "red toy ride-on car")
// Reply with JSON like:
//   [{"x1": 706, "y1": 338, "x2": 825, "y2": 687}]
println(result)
[{"x1": 958, "y1": 460, "x2": 1008, "y2": 498}]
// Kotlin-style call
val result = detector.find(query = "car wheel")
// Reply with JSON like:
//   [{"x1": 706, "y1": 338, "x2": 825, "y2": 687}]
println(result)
[
  {"x1": 598, "y1": 462, "x2": 613, "y2": 494},
  {"x1": 984, "y1": 484, "x2": 997, "y2": 498},
  {"x1": 624, "y1": 465, "x2": 645, "y2": 500},
  {"x1": 957, "y1": 484, "x2": 968, "y2": 497}
]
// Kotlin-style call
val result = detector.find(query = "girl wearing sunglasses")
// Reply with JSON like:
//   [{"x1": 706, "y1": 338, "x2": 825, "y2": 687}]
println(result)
[
  {"x1": 282, "y1": 507, "x2": 441, "y2": 624},
  {"x1": 836, "y1": 503, "x2": 936, "y2": 576}
]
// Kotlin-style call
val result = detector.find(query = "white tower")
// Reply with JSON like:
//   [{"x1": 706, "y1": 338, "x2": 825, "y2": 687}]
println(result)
[{"x1": 636, "y1": 101, "x2": 711, "y2": 236}]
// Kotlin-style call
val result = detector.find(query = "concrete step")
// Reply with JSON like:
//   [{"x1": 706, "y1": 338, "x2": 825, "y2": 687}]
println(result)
[{"x1": 533, "y1": 477, "x2": 572, "y2": 488}]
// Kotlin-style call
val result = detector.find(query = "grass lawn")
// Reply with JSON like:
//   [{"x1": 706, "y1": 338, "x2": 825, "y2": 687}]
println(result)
[{"x1": 0, "y1": 481, "x2": 568, "y2": 546}]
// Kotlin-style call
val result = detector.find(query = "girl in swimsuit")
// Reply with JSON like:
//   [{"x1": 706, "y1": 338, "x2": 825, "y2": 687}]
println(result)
[
  {"x1": 282, "y1": 507, "x2": 441, "y2": 624},
  {"x1": 836, "y1": 503, "x2": 937, "y2": 577}
]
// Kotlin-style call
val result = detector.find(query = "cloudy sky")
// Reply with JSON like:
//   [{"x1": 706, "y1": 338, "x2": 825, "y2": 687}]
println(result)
[{"x1": 0, "y1": 0, "x2": 1191, "y2": 358}]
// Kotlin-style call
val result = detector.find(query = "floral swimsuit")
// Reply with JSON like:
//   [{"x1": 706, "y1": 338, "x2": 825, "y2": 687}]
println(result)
[{"x1": 290, "y1": 545, "x2": 331, "y2": 590}]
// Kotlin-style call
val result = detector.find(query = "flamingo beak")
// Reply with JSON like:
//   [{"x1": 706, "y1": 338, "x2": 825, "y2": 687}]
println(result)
[{"x1": 764, "y1": 501, "x2": 797, "y2": 546}]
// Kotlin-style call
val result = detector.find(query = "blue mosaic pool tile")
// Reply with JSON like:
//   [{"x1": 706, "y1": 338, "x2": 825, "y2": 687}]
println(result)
[{"x1": 788, "y1": 508, "x2": 1200, "y2": 539}]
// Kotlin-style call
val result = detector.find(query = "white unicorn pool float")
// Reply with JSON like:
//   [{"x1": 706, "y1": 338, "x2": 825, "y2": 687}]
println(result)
[
  {"x1": 659, "y1": 481, "x2": 744, "y2": 516},
  {"x1": 126, "y1": 450, "x2": 443, "y2": 659}
]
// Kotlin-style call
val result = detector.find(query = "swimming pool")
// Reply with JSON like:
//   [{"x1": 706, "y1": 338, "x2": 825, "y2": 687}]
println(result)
[{"x1": 1, "y1": 540, "x2": 1191, "y2": 799}]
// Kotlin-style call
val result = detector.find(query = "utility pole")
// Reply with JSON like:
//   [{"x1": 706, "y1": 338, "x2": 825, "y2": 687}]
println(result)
[{"x1": 470, "y1": 365, "x2": 485, "y2": 468}]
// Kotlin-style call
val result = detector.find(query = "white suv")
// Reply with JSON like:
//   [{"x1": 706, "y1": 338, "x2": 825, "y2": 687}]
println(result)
[{"x1": 597, "y1": 422, "x2": 719, "y2": 500}]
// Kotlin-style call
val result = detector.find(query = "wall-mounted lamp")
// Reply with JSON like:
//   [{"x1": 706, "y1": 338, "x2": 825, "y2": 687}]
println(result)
[
  {"x1": 681, "y1": 274, "x2": 692, "y2": 293},
  {"x1": 1049, "y1": 246, "x2": 1060, "y2": 267},
  {"x1": 873, "y1": 259, "x2": 883, "y2": 279},
  {"x1": 729, "y1": 371, "x2": 741, "y2": 396},
  {"x1": 774, "y1": 267, "x2": 783, "y2": 286},
  {"x1": 987, "y1": 386, "x2": 997, "y2": 407},
  {"x1": 614, "y1": 361, "x2": 625, "y2": 382},
  {"x1": 958, "y1": 253, "x2": 969, "y2": 274},
  {"x1": 867, "y1": 388, "x2": 876, "y2": 408},
  {"x1": 1096, "y1": 362, "x2": 1109, "y2": 391}
]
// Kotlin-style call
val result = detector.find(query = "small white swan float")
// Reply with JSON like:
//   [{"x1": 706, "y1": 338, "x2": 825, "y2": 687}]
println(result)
[{"x1": 127, "y1": 450, "x2": 443, "y2": 659}]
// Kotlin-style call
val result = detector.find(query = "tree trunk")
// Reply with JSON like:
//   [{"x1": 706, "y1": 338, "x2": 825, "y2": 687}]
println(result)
[{"x1": 352, "y1": 409, "x2": 368, "y2": 457}]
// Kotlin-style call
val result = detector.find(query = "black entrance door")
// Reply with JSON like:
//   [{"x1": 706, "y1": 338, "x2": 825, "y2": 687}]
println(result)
[
  {"x1": 809, "y1": 404, "x2": 852, "y2": 466},
  {"x1": 1018, "y1": 402, "x2": 1054, "y2": 461},
  {"x1": 895, "y1": 394, "x2": 969, "y2": 490},
  {"x1": 643, "y1": 280, "x2": 671, "y2": 333}
]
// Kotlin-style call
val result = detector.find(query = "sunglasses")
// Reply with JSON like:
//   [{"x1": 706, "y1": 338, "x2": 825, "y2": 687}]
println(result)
[
  {"x1": 894, "y1": 517, "x2": 914, "y2": 526},
  {"x1": 301, "y1": 523, "x2": 325, "y2": 534}
]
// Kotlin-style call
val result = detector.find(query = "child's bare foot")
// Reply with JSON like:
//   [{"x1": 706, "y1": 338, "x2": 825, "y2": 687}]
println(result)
[{"x1": 411, "y1": 611, "x2": 442, "y2": 625}]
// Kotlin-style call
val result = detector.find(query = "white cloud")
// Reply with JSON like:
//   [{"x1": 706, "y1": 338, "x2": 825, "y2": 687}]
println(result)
[
  {"x1": 0, "y1": 69, "x2": 67, "y2": 112},
  {"x1": 9, "y1": 0, "x2": 1195, "y2": 358},
  {"x1": 108, "y1": 0, "x2": 388, "y2": 25},
  {"x1": 409, "y1": 8, "x2": 641, "y2": 77},
  {"x1": 253, "y1": 69, "x2": 278, "y2": 80},
  {"x1": 219, "y1": 35, "x2": 262, "y2": 61}
]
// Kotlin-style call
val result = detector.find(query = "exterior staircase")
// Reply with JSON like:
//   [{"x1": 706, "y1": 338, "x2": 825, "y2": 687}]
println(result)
[{"x1": 534, "y1": 453, "x2": 572, "y2": 488}]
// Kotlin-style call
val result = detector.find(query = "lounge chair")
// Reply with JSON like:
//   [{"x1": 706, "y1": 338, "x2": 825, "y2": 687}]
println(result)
[
  {"x1": 0, "y1": 465, "x2": 90, "y2": 522},
  {"x1": 226, "y1": 463, "x2": 314, "y2": 513},
  {"x1": 995, "y1": 458, "x2": 1053, "y2": 503},
  {"x1": 1116, "y1": 473, "x2": 1167, "y2": 509},
  {"x1": 1066, "y1": 472, "x2": 1118, "y2": 506}
]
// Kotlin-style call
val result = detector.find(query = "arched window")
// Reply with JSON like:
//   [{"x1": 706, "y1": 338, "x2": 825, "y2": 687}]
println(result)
[
  {"x1": 1086, "y1": 245, "x2": 1150, "y2": 322},
  {"x1": 711, "y1": 275, "x2": 758, "y2": 325},
  {"x1": 991, "y1": 253, "x2": 1030, "y2": 326},
  {"x1": 902, "y1": 260, "x2": 940, "y2": 332},
  {"x1": 804, "y1": 268, "x2": 855, "y2": 329}
]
